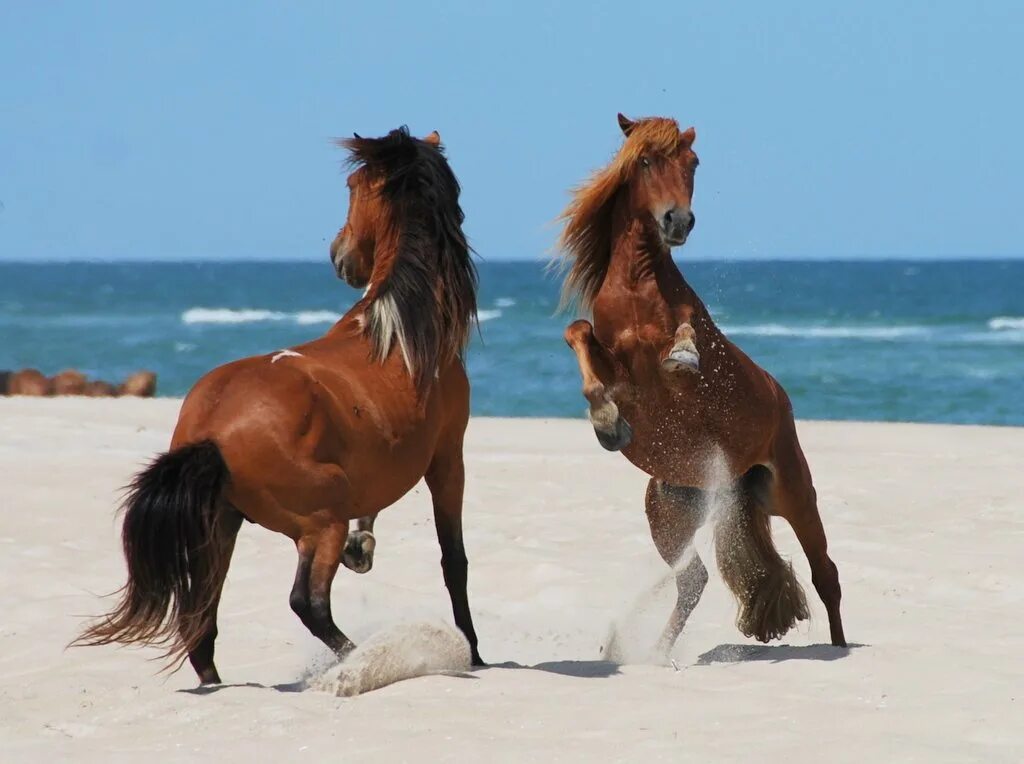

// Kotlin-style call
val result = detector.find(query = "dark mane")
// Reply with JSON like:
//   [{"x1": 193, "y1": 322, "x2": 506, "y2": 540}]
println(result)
[{"x1": 340, "y1": 127, "x2": 477, "y2": 392}]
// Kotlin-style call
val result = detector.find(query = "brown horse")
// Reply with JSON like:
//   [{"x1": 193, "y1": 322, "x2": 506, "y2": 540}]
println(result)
[
  {"x1": 557, "y1": 115, "x2": 846, "y2": 654},
  {"x1": 76, "y1": 127, "x2": 484, "y2": 683}
]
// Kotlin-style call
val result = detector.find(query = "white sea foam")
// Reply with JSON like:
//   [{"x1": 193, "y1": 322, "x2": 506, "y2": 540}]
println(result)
[
  {"x1": 295, "y1": 310, "x2": 343, "y2": 325},
  {"x1": 495, "y1": 297, "x2": 516, "y2": 308},
  {"x1": 988, "y1": 316, "x2": 1024, "y2": 331},
  {"x1": 181, "y1": 307, "x2": 341, "y2": 325},
  {"x1": 182, "y1": 306, "x2": 499, "y2": 327},
  {"x1": 477, "y1": 309, "x2": 502, "y2": 322},
  {"x1": 182, "y1": 308, "x2": 285, "y2": 324},
  {"x1": 721, "y1": 323, "x2": 932, "y2": 340}
]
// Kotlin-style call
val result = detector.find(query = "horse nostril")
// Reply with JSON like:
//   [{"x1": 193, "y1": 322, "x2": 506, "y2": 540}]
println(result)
[
  {"x1": 662, "y1": 210, "x2": 676, "y2": 229},
  {"x1": 686, "y1": 211, "x2": 696, "y2": 232}
]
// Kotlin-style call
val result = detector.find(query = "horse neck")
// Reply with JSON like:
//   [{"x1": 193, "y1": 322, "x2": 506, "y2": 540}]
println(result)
[
  {"x1": 366, "y1": 224, "x2": 406, "y2": 298},
  {"x1": 324, "y1": 231, "x2": 405, "y2": 343},
  {"x1": 604, "y1": 193, "x2": 701, "y2": 313}
]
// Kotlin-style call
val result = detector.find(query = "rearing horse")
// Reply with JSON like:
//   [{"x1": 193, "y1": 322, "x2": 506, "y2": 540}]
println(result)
[
  {"x1": 77, "y1": 127, "x2": 484, "y2": 683},
  {"x1": 558, "y1": 115, "x2": 846, "y2": 653}
]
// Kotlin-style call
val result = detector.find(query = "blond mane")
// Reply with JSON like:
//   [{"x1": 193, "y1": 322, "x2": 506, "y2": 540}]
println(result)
[{"x1": 555, "y1": 117, "x2": 686, "y2": 310}]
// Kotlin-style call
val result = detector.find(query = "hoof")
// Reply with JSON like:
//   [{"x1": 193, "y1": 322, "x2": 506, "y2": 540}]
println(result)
[
  {"x1": 332, "y1": 639, "x2": 357, "y2": 660},
  {"x1": 342, "y1": 531, "x2": 376, "y2": 574},
  {"x1": 662, "y1": 341, "x2": 700, "y2": 373},
  {"x1": 594, "y1": 416, "x2": 633, "y2": 451},
  {"x1": 197, "y1": 669, "x2": 222, "y2": 686},
  {"x1": 588, "y1": 400, "x2": 633, "y2": 452}
]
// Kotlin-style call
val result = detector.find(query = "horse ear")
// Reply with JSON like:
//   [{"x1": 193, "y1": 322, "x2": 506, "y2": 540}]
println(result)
[
  {"x1": 617, "y1": 113, "x2": 636, "y2": 136},
  {"x1": 681, "y1": 126, "x2": 696, "y2": 146},
  {"x1": 424, "y1": 130, "x2": 441, "y2": 147}
]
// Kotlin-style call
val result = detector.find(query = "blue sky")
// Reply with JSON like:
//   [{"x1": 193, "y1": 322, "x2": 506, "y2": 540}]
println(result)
[{"x1": 1, "y1": 2, "x2": 1021, "y2": 262}]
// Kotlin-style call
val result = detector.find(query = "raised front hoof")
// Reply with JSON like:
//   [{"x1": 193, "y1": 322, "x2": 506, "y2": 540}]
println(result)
[
  {"x1": 341, "y1": 531, "x2": 376, "y2": 574},
  {"x1": 662, "y1": 343, "x2": 700, "y2": 373},
  {"x1": 592, "y1": 413, "x2": 633, "y2": 452}
]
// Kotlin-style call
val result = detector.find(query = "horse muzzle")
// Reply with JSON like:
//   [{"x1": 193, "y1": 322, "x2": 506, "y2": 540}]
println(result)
[
  {"x1": 330, "y1": 240, "x2": 369, "y2": 289},
  {"x1": 661, "y1": 207, "x2": 695, "y2": 247},
  {"x1": 338, "y1": 258, "x2": 369, "y2": 289}
]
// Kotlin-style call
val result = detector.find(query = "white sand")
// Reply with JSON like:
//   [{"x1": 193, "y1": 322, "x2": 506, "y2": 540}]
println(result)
[{"x1": 1, "y1": 398, "x2": 1021, "y2": 762}]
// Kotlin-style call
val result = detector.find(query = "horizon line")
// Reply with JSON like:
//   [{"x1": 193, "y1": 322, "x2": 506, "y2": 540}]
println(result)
[{"x1": 2, "y1": 254, "x2": 1024, "y2": 265}]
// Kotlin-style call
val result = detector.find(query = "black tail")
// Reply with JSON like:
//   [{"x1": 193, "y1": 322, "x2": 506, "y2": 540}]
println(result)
[{"x1": 75, "y1": 440, "x2": 230, "y2": 666}]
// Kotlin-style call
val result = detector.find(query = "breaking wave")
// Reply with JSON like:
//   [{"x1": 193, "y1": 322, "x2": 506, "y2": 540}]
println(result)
[
  {"x1": 721, "y1": 320, "x2": 1024, "y2": 344},
  {"x1": 477, "y1": 309, "x2": 502, "y2": 322},
  {"x1": 720, "y1": 323, "x2": 931, "y2": 340},
  {"x1": 181, "y1": 307, "x2": 342, "y2": 325},
  {"x1": 182, "y1": 307, "x2": 502, "y2": 326},
  {"x1": 988, "y1": 316, "x2": 1024, "y2": 331}
]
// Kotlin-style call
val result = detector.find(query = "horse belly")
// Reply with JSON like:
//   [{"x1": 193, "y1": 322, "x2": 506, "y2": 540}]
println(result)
[{"x1": 618, "y1": 394, "x2": 769, "y2": 489}]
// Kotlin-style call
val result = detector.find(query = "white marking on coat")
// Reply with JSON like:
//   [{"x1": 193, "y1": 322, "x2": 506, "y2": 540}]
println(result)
[{"x1": 271, "y1": 349, "x2": 303, "y2": 363}]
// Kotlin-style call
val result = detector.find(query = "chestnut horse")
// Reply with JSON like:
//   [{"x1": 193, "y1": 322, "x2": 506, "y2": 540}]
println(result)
[
  {"x1": 558, "y1": 115, "x2": 846, "y2": 654},
  {"x1": 77, "y1": 127, "x2": 484, "y2": 683}
]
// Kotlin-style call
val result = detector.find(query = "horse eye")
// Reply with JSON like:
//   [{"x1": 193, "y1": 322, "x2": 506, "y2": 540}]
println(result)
[{"x1": 640, "y1": 156, "x2": 650, "y2": 169}]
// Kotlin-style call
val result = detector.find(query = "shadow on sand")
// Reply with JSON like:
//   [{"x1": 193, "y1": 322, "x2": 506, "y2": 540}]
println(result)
[
  {"x1": 179, "y1": 680, "x2": 307, "y2": 696},
  {"x1": 177, "y1": 647, "x2": 856, "y2": 693},
  {"x1": 487, "y1": 660, "x2": 621, "y2": 679},
  {"x1": 178, "y1": 670, "x2": 480, "y2": 696},
  {"x1": 695, "y1": 642, "x2": 866, "y2": 665}
]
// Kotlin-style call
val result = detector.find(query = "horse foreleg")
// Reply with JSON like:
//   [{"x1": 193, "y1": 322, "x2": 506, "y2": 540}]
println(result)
[
  {"x1": 564, "y1": 319, "x2": 632, "y2": 452},
  {"x1": 342, "y1": 513, "x2": 377, "y2": 574},
  {"x1": 289, "y1": 527, "x2": 356, "y2": 658},
  {"x1": 662, "y1": 310, "x2": 700, "y2": 374},
  {"x1": 425, "y1": 442, "x2": 484, "y2": 666}
]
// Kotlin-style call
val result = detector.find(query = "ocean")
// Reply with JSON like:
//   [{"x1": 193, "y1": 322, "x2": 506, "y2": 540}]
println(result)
[{"x1": 1, "y1": 260, "x2": 1021, "y2": 425}]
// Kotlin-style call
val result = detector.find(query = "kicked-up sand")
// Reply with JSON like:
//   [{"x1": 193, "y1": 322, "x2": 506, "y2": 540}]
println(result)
[{"x1": 0, "y1": 398, "x2": 1021, "y2": 762}]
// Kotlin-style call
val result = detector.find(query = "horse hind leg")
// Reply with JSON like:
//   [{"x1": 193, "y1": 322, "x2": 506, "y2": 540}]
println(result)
[
  {"x1": 784, "y1": 504, "x2": 846, "y2": 647},
  {"x1": 714, "y1": 465, "x2": 810, "y2": 643},
  {"x1": 289, "y1": 526, "x2": 356, "y2": 658},
  {"x1": 342, "y1": 513, "x2": 377, "y2": 574},
  {"x1": 644, "y1": 479, "x2": 709, "y2": 657},
  {"x1": 186, "y1": 505, "x2": 244, "y2": 685},
  {"x1": 771, "y1": 446, "x2": 847, "y2": 647}
]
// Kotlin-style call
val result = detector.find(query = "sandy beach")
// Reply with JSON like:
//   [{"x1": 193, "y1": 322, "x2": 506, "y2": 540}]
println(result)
[{"x1": 1, "y1": 398, "x2": 1021, "y2": 762}]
